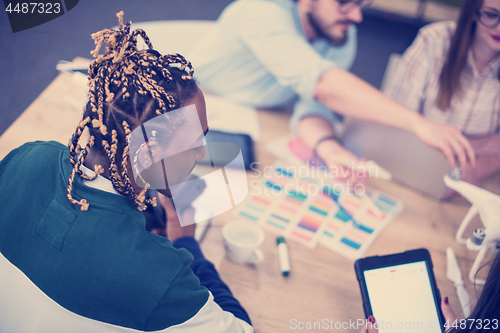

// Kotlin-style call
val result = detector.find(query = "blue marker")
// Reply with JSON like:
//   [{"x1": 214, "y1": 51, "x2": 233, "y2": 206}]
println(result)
[{"x1": 277, "y1": 236, "x2": 291, "y2": 277}]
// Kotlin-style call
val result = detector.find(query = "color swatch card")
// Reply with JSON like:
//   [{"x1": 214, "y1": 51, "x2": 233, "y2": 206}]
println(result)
[
  {"x1": 234, "y1": 165, "x2": 403, "y2": 256},
  {"x1": 320, "y1": 187, "x2": 403, "y2": 260},
  {"x1": 235, "y1": 166, "x2": 295, "y2": 226},
  {"x1": 235, "y1": 166, "x2": 328, "y2": 248}
]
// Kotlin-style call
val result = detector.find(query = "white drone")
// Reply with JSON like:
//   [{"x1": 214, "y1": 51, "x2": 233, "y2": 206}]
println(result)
[{"x1": 444, "y1": 169, "x2": 500, "y2": 284}]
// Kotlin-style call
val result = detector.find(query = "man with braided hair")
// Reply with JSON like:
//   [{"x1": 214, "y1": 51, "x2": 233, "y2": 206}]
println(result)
[
  {"x1": 192, "y1": 0, "x2": 477, "y2": 180},
  {"x1": 0, "y1": 12, "x2": 253, "y2": 333}
]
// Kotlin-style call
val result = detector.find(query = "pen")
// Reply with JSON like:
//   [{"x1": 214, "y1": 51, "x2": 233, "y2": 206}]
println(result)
[{"x1": 277, "y1": 236, "x2": 291, "y2": 277}]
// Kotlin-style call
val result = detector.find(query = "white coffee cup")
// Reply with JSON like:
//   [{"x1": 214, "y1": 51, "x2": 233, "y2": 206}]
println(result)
[{"x1": 222, "y1": 220, "x2": 265, "y2": 264}]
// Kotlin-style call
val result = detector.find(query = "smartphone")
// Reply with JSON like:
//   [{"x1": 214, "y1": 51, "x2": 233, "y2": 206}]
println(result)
[
  {"x1": 355, "y1": 248, "x2": 445, "y2": 333},
  {"x1": 192, "y1": 205, "x2": 211, "y2": 242}
]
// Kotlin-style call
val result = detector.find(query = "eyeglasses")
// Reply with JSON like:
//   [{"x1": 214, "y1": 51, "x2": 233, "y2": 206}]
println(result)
[
  {"x1": 336, "y1": 0, "x2": 374, "y2": 15},
  {"x1": 477, "y1": 9, "x2": 500, "y2": 29}
]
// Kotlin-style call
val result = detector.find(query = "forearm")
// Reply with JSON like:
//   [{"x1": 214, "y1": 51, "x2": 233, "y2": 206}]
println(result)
[
  {"x1": 297, "y1": 116, "x2": 351, "y2": 162},
  {"x1": 173, "y1": 237, "x2": 252, "y2": 325},
  {"x1": 314, "y1": 68, "x2": 476, "y2": 169},
  {"x1": 314, "y1": 68, "x2": 421, "y2": 133}
]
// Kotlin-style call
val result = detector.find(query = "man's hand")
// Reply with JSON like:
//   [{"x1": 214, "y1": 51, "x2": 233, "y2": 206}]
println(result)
[
  {"x1": 298, "y1": 116, "x2": 368, "y2": 183},
  {"x1": 314, "y1": 69, "x2": 477, "y2": 170},
  {"x1": 157, "y1": 193, "x2": 196, "y2": 242},
  {"x1": 316, "y1": 139, "x2": 369, "y2": 183},
  {"x1": 413, "y1": 116, "x2": 476, "y2": 169}
]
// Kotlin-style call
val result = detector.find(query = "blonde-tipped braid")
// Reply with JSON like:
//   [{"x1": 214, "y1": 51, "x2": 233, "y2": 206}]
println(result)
[{"x1": 66, "y1": 11, "x2": 197, "y2": 211}]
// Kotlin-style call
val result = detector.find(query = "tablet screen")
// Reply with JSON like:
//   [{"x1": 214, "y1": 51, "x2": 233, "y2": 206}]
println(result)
[{"x1": 363, "y1": 261, "x2": 442, "y2": 332}]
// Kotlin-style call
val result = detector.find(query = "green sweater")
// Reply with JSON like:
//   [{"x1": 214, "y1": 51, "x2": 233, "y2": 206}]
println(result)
[{"x1": 0, "y1": 141, "x2": 210, "y2": 330}]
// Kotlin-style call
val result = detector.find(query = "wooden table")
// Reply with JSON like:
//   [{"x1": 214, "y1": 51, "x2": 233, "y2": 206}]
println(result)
[{"x1": 1, "y1": 60, "x2": 499, "y2": 333}]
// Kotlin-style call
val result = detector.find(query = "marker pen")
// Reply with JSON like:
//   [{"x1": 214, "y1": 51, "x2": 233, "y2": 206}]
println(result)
[{"x1": 277, "y1": 236, "x2": 290, "y2": 277}]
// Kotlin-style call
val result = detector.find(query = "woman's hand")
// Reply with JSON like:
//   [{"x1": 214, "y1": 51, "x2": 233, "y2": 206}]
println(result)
[
  {"x1": 359, "y1": 316, "x2": 378, "y2": 333},
  {"x1": 441, "y1": 296, "x2": 460, "y2": 332},
  {"x1": 357, "y1": 297, "x2": 459, "y2": 333},
  {"x1": 157, "y1": 193, "x2": 196, "y2": 242}
]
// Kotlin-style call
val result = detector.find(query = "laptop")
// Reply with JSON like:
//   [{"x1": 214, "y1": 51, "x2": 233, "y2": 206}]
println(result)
[{"x1": 341, "y1": 119, "x2": 451, "y2": 199}]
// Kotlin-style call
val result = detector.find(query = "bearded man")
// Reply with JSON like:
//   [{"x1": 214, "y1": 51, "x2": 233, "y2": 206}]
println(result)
[{"x1": 191, "y1": 0, "x2": 475, "y2": 177}]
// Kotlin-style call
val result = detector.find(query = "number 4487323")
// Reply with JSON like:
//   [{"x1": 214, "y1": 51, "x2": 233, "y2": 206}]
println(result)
[
  {"x1": 5, "y1": 3, "x2": 61, "y2": 14},
  {"x1": 445, "y1": 319, "x2": 499, "y2": 330}
]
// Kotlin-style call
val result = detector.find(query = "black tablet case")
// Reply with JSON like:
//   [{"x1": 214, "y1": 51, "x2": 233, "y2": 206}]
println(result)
[
  {"x1": 199, "y1": 130, "x2": 255, "y2": 170},
  {"x1": 354, "y1": 248, "x2": 445, "y2": 332}
]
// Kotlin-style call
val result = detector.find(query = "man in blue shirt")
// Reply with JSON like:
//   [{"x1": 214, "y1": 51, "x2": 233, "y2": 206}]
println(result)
[{"x1": 191, "y1": 0, "x2": 476, "y2": 176}]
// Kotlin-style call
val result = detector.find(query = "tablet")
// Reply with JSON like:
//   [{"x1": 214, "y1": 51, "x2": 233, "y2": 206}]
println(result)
[
  {"x1": 198, "y1": 130, "x2": 255, "y2": 170},
  {"x1": 355, "y1": 249, "x2": 445, "y2": 333}
]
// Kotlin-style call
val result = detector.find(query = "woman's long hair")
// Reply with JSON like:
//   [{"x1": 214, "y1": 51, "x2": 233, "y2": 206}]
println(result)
[
  {"x1": 436, "y1": 0, "x2": 499, "y2": 111},
  {"x1": 451, "y1": 250, "x2": 500, "y2": 332}
]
